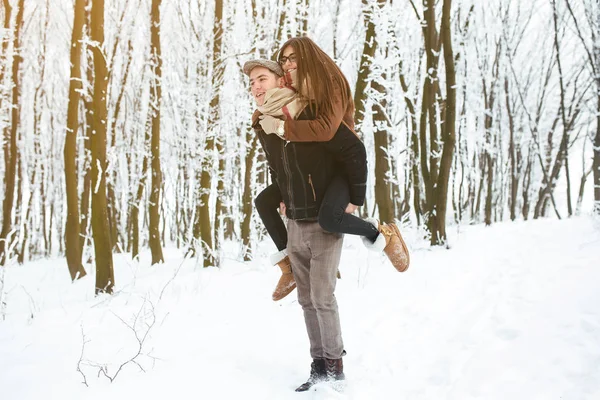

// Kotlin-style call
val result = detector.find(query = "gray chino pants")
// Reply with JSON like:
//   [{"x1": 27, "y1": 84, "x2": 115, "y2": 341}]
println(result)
[{"x1": 287, "y1": 219, "x2": 345, "y2": 359}]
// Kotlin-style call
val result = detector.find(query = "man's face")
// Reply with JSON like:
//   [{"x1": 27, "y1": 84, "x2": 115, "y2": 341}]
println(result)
[{"x1": 249, "y1": 66, "x2": 279, "y2": 106}]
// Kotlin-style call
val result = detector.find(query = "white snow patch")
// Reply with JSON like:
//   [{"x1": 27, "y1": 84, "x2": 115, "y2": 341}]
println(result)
[{"x1": 1, "y1": 217, "x2": 600, "y2": 399}]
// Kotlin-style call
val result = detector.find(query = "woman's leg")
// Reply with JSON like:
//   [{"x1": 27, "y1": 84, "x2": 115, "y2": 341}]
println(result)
[
  {"x1": 255, "y1": 184, "x2": 288, "y2": 251},
  {"x1": 318, "y1": 175, "x2": 379, "y2": 242}
]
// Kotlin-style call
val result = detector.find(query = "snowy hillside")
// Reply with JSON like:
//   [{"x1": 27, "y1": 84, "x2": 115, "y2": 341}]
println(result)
[{"x1": 1, "y1": 217, "x2": 599, "y2": 400}]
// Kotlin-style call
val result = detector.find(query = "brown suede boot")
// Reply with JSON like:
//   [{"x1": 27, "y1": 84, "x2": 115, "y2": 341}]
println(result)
[
  {"x1": 362, "y1": 218, "x2": 410, "y2": 272},
  {"x1": 379, "y1": 222, "x2": 410, "y2": 272},
  {"x1": 272, "y1": 255, "x2": 296, "y2": 301}
]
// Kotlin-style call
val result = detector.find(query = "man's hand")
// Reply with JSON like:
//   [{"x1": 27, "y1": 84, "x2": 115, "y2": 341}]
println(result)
[
  {"x1": 279, "y1": 201, "x2": 286, "y2": 216},
  {"x1": 345, "y1": 203, "x2": 359, "y2": 214},
  {"x1": 259, "y1": 115, "x2": 285, "y2": 137}
]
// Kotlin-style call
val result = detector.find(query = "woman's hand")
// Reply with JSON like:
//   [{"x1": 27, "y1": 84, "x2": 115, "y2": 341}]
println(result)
[
  {"x1": 345, "y1": 203, "x2": 358, "y2": 214},
  {"x1": 259, "y1": 115, "x2": 285, "y2": 137},
  {"x1": 280, "y1": 202, "x2": 286, "y2": 215}
]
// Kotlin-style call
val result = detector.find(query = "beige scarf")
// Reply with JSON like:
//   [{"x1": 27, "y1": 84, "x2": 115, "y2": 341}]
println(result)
[{"x1": 257, "y1": 69, "x2": 308, "y2": 120}]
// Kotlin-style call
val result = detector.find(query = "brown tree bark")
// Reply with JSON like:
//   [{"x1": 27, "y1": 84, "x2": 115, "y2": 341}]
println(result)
[
  {"x1": 0, "y1": 0, "x2": 24, "y2": 265},
  {"x1": 80, "y1": 68, "x2": 94, "y2": 261},
  {"x1": 418, "y1": 0, "x2": 441, "y2": 243},
  {"x1": 0, "y1": 1, "x2": 11, "y2": 153},
  {"x1": 64, "y1": 0, "x2": 88, "y2": 279},
  {"x1": 435, "y1": 0, "x2": 457, "y2": 242},
  {"x1": 369, "y1": 0, "x2": 393, "y2": 223},
  {"x1": 354, "y1": 0, "x2": 376, "y2": 130},
  {"x1": 90, "y1": 0, "x2": 115, "y2": 294},
  {"x1": 194, "y1": 0, "x2": 222, "y2": 268},
  {"x1": 398, "y1": 61, "x2": 422, "y2": 225},
  {"x1": 131, "y1": 128, "x2": 149, "y2": 260},
  {"x1": 505, "y1": 76, "x2": 519, "y2": 221},
  {"x1": 372, "y1": 73, "x2": 394, "y2": 223},
  {"x1": 564, "y1": 0, "x2": 600, "y2": 214},
  {"x1": 414, "y1": 0, "x2": 456, "y2": 244},
  {"x1": 148, "y1": 0, "x2": 164, "y2": 264},
  {"x1": 483, "y1": 72, "x2": 498, "y2": 226},
  {"x1": 241, "y1": 133, "x2": 259, "y2": 261}
]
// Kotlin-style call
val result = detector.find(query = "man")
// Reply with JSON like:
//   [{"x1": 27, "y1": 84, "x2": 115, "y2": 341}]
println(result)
[{"x1": 244, "y1": 59, "x2": 364, "y2": 391}]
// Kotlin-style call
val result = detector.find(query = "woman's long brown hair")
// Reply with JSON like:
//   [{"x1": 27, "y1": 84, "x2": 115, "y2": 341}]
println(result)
[{"x1": 275, "y1": 37, "x2": 353, "y2": 119}]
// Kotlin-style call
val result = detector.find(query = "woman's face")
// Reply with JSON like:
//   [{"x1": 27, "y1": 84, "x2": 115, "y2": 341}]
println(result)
[{"x1": 280, "y1": 46, "x2": 298, "y2": 72}]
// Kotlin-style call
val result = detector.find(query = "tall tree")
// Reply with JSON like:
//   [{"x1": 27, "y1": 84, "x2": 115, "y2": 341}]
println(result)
[
  {"x1": 564, "y1": 0, "x2": 600, "y2": 214},
  {"x1": 90, "y1": 0, "x2": 115, "y2": 293},
  {"x1": 148, "y1": 0, "x2": 165, "y2": 264},
  {"x1": 354, "y1": 0, "x2": 376, "y2": 130},
  {"x1": 416, "y1": 0, "x2": 456, "y2": 244},
  {"x1": 0, "y1": 0, "x2": 11, "y2": 135},
  {"x1": 436, "y1": 0, "x2": 457, "y2": 242},
  {"x1": 64, "y1": 0, "x2": 88, "y2": 279},
  {"x1": 370, "y1": 0, "x2": 394, "y2": 223},
  {"x1": 240, "y1": 133, "x2": 259, "y2": 261},
  {"x1": 0, "y1": 0, "x2": 24, "y2": 265},
  {"x1": 595, "y1": 1, "x2": 600, "y2": 214},
  {"x1": 194, "y1": 0, "x2": 223, "y2": 268}
]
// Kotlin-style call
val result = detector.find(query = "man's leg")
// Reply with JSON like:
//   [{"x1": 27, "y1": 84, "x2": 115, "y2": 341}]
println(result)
[
  {"x1": 287, "y1": 220, "x2": 323, "y2": 359},
  {"x1": 307, "y1": 225, "x2": 344, "y2": 360}
]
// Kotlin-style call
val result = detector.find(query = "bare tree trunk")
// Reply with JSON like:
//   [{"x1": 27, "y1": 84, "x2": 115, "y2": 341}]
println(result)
[
  {"x1": 532, "y1": 3, "x2": 571, "y2": 220},
  {"x1": 505, "y1": 76, "x2": 519, "y2": 221},
  {"x1": 80, "y1": 75, "x2": 93, "y2": 261},
  {"x1": 241, "y1": 133, "x2": 259, "y2": 261},
  {"x1": 90, "y1": 0, "x2": 115, "y2": 294},
  {"x1": 595, "y1": 97, "x2": 600, "y2": 214},
  {"x1": 398, "y1": 61, "x2": 422, "y2": 224},
  {"x1": 194, "y1": 0, "x2": 223, "y2": 268},
  {"x1": 354, "y1": 0, "x2": 376, "y2": 130},
  {"x1": 131, "y1": 128, "x2": 149, "y2": 260},
  {"x1": 64, "y1": 0, "x2": 88, "y2": 279},
  {"x1": 563, "y1": 0, "x2": 600, "y2": 214},
  {"x1": 420, "y1": 0, "x2": 442, "y2": 243},
  {"x1": 297, "y1": 0, "x2": 309, "y2": 35},
  {"x1": 0, "y1": 1, "x2": 11, "y2": 155},
  {"x1": 148, "y1": 0, "x2": 164, "y2": 264},
  {"x1": 332, "y1": 0, "x2": 341, "y2": 60},
  {"x1": 0, "y1": 0, "x2": 24, "y2": 265},
  {"x1": 370, "y1": 0, "x2": 393, "y2": 223},
  {"x1": 435, "y1": 0, "x2": 457, "y2": 242},
  {"x1": 552, "y1": 0, "x2": 573, "y2": 217},
  {"x1": 522, "y1": 147, "x2": 533, "y2": 220}
]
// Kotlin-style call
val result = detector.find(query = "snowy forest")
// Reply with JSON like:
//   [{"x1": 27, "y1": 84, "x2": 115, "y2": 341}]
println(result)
[{"x1": 1, "y1": 0, "x2": 599, "y2": 294}]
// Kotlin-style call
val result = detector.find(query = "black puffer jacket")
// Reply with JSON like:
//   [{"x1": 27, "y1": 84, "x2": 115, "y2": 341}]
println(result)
[{"x1": 253, "y1": 109, "x2": 367, "y2": 221}]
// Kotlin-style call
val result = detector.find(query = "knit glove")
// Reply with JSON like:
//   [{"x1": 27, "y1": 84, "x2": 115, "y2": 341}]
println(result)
[{"x1": 258, "y1": 115, "x2": 285, "y2": 138}]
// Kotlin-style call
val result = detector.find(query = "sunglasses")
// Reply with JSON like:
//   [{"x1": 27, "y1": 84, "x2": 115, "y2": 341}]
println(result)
[{"x1": 279, "y1": 53, "x2": 297, "y2": 65}]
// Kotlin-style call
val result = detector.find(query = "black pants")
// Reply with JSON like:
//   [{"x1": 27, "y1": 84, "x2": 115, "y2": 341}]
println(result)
[{"x1": 254, "y1": 175, "x2": 379, "y2": 252}]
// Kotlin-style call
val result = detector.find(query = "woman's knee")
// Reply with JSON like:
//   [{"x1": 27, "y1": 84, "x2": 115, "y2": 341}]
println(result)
[
  {"x1": 255, "y1": 188, "x2": 279, "y2": 213},
  {"x1": 318, "y1": 203, "x2": 345, "y2": 232}
]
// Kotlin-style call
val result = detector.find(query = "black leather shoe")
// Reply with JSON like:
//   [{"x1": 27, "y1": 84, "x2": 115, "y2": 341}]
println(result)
[
  {"x1": 325, "y1": 358, "x2": 345, "y2": 381},
  {"x1": 295, "y1": 359, "x2": 327, "y2": 392}
]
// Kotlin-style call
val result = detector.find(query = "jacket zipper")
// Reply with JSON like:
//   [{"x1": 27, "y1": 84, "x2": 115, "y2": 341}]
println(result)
[
  {"x1": 281, "y1": 140, "x2": 294, "y2": 215},
  {"x1": 308, "y1": 174, "x2": 316, "y2": 202}
]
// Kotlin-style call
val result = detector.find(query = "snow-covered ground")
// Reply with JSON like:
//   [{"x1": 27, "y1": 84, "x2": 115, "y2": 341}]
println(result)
[{"x1": 1, "y1": 217, "x2": 599, "y2": 400}]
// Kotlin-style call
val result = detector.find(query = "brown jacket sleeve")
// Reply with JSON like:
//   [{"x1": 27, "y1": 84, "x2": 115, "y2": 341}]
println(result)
[
  {"x1": 283, "y1": 90, "x2": 352, "y2": 142},
  {"x1": 251, "y1": 109, "x2": 262, "y2": 128}
]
